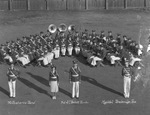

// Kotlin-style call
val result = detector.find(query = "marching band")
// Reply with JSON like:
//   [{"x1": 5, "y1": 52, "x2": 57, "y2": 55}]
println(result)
[{"x1": 0, "y1": 23, "x2": 148, "y2": 99}]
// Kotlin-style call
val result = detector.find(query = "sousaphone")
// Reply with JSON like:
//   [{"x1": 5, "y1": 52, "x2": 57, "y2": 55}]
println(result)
[
  {"x1": 48, "y1": 24, "x2": 57, "y2": 33},
  {"x1": 68, "y1": 25, "x2": 75, "y2": 32},
  {"x1": 58, "y1": 23, "x2": 67, "y2": 32}
]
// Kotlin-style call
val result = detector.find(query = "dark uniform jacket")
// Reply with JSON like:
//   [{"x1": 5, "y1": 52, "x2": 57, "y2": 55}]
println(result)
[
  {"x1": 69, "y1": 66, "x2": 81, "y2": 82},
  {"x1": 7, "y1": 68, "x2": 19, "y2": 81},
  {"x1": 122, "y1": 66, "x2": 134, "y2": 78},
  {"x1": 49, "y1": 71, "x2": 59, "y2": 82}
]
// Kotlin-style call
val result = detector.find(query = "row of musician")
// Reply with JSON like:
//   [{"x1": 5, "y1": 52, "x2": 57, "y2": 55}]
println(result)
[{"x1": 0, "y1": 25, "x2": 146, "y2": 68}]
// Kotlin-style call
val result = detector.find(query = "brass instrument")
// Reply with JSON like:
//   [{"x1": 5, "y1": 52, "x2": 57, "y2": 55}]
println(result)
[
  {"x1": 58, "y1": 23, "x2": 67, "y2": 32},
  {"x1": 68, "y1": 25, "x2": 75, "y2": 33},
  {"x1": 48, "y1": 24, "x2": 57, "y2": 33}
]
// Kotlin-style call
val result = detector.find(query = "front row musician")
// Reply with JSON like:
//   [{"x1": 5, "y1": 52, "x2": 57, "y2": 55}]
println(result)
[
  {"x1": 60, "y1": 38, "x2": 66, "y2": 56},
  {"x1": 7, "y1": 64, "x2": 19, "y2": 98},
  {"x1": 67, "y1": 37, "x2": 73, "y2": 56},
  {"x1": 122, "y1": 60, "x2": 134, "y2": 98},
  {"x1": 69, "y1": 61, "x2": 81, "y2": 99},
  {"x1": 74, "y1": 37, "x2": 81, "y2": 56}
]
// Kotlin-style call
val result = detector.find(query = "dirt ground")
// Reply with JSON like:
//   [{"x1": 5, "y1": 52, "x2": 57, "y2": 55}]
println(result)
[{"x1": 0, "y1": 9, "x2": 150, "y2": 115}]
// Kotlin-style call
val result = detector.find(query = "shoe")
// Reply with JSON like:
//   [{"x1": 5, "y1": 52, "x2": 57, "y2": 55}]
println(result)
[
  {"x1": 124, "y1": 95, "x2": 129, "y2": 98},
  {"x1": 52, "y1": 96, "x2": 56, "y2": 100},
  {"x1": 9, "y1": 96, "x2": 13, "y2": 98}
]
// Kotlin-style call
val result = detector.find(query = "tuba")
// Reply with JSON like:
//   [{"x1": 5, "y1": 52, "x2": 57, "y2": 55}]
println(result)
[
  {"x1": 58, "y1": 23, "x2": 67, "y2": 32},
  {"x1": 48, "y1": 24, "x2": 57, "y2": 33},
  {"x1": 68, "y1": 25, "x2": 75, "y2": 33}
]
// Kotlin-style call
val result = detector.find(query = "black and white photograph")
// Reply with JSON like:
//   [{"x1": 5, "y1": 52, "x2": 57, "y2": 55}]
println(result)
[{"x1": 0, "y1": 0, "x2": 150, "y2": 115}]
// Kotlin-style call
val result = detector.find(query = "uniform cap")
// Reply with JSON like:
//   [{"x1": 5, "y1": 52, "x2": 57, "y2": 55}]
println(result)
[
  {"x1": 51, "y1": 65, "x2": 56, "y2": 69},
  {"x1": 73, "y1": 60, "x2": 78, "y2": 65},
  {"x1": 125, "y1": 60, "x2": 129, "y2": 63}
]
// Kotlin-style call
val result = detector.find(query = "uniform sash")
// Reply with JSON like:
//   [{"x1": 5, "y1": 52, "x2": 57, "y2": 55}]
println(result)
[
  {"x1": 71, "y1": 67, "x2": 80, "y2": 77},
  {"x1": 7, "y1": 68, "x2": 18, "y2": 81}
]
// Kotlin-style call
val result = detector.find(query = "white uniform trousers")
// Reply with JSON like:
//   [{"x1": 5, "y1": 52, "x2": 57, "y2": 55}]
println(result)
[
  {"x1": 24, "y1": 55, "x2": 30, "y2": 63},
  {"x1": 75, "y1": 47, "x2": 80, "y2": 55},
  {"x1": 17, "y1": 57, "x2": 29, "y2": 65},
  {"x1": 41, "y1": 52, "x2": 54, "y2": 65},
  {"x1": 61, "y1": 47, "x2": 66, "y2": 56},
  {"x1": 53, "y1": 48, "x2": 60, "y2": 59},
  {"x1": 4, "y1": 55, "x2": 13, "y2": 63},
  {"x1": 147, "y1": 45, "x2": 150, "y2": 52},
  {"x1": 67, "y1": 46, "x2": 73, "y2": 56},
  {"x1": 72, "y1": 81, "x2": 79, "y2": 98},
  {"x1": 110, "y1": 56, "x2": 120, "y2": 64},
  {"x1": 124, "y1": 76, "x2": 131, "y2": 98},
  {"x1": 129, "y1": 57, "x2": 141, "y2": 66},
  {"x1": 138, "y1": 49, "x2": 143, "y2": 56},
  {"x1": 89, "y1": 56, "x2": 102, "y2": 66},
  {"x1": 8, "y1": 80, "x2": 16, "y2": 97}
]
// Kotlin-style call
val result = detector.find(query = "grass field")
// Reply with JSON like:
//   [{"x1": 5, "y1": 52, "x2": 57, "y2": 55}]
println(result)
[{"x1": 0, "y1": 9, "x2": 150, "y2": 115}]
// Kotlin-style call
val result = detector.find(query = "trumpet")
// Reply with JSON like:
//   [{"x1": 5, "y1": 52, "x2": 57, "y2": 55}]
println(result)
[
  {"x1": 58, "y1": 23, "x2": 67, "y2": 32},
  {"x1": 48, "y1": 24, "x2": 57, "y2": 33}
]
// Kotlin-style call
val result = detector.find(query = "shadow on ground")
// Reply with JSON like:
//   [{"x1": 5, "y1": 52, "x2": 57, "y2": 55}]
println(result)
[
  {"x1": 18, "y1": 77, "x2": 52, "y2": 98},
  {"x1": 81, "y1": 75, "x2": 124, "y2": 97},
  {"x1": 0, "y1": 86, "x2": 9, "y2": 97},
  {"x1": 26, "y1": 72, "x2": 72, "y2": 98}
]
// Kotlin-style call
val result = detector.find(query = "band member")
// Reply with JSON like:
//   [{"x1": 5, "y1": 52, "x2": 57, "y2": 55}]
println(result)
[
  {"x1": 0, "y1": 45, "x2": 6, "y2": 63},
  {"x1": 7, "y1": 64, "x2": 19, "y2": 98},
  {"x1": 11, "y1": 49, "x2": 19, "y2": 64},
  {"x1": 67, "y1": 37, "x2": 73, "y2": 56},
  {"x1": 17, "y1": 52, "x2": 30, "y2": 68},
  {"x1": 53, "y1": 43, "x2": 60, "y2": 59},
  {"x1": 147, "y1": 43, "x2": 150, "y2": 53},
  {"x1": 4, "y1": 53, "x2": 13, "y2": 64},
  {"x1": 122, "y1": 60, "x2": 134, "y2": 98},
  {"x1": 74, "y1": 38, "x2": 81, "y2": 56},
  {"x1": 74, "y1": 31, "x2": 80, "y2": 39},
  {"x1": 69, "y1": 61, "x2": 81, "y2": 99},
  {"x1": 129, "y1": 52, "x2": 142, "y2": 67},
  {"x1": 138, "y1": 44, "x2": 143, "y2": 57},
  {"x1": 106, "y1": 31, "x2": 113, "y2": 44},
  {"x1": 83, "y1": 29, "x2": 88, "y2": 37},
  {"x1": 122, "y1": 35, "x2": 128, "y2": 48},
  {"x1": 99, "y1": 31, "x2": 106, "y2": 43},
  {"x1": 133, "y1": 62, "x2": 143, "y2": 82},
  {"x1": 81, "y1": 31, "x2": 88, "y2": 43},
  {"x1": 116, "y1": 34, "x2": 122, "y2": 46},
  {"x1": 106, "y1": 52, "x2": 121, "y2": 66},
  {"x1": 60, "y1": 39, "x2": 66, "y2": 56},
  {"x1": 49, "y1": 66, "x2": 59, "y2": 100},
  {"x1": 91, "y1": 30, "x2": 96, "y2": 38}
]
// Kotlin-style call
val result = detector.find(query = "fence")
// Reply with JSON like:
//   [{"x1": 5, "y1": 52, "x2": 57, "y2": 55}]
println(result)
[{"x1": 0, "y1": 0, "x2": 148, "y2": 11}]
